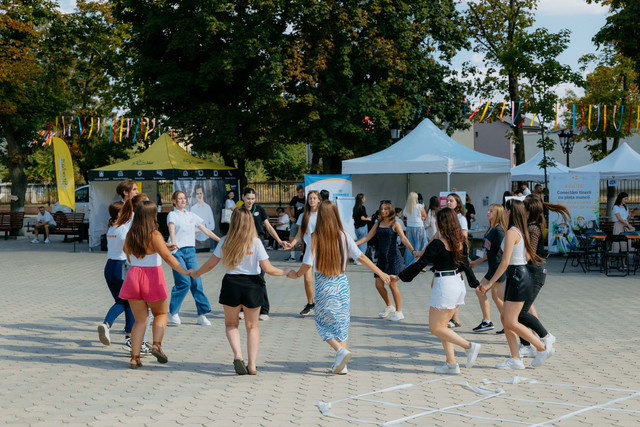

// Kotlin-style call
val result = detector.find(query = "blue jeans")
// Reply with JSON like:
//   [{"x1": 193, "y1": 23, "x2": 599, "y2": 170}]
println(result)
[
  {"x1": 355, "y1": 225, "x2": 368, "y2": 255},
  {"x1": 104, "y1": 259, "x2": 134, "y2": 333},
  {"x1": 404, "y1": 226, "x2": 427, "y2": 268},
  {"x1": 169, "y1": 247, "x2": 211, "y2": 315}
]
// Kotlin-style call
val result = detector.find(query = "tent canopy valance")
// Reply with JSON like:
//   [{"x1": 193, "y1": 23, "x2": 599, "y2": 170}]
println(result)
[
  {"x1": 571, "y1": 142, "x2": 640, "y2": 180},
  {"x1": 510, "y1": 150, "x2": 570, "y2": 181},
  {"x1": 88, "y1": 133, "x2": 234, "y2": 181}
]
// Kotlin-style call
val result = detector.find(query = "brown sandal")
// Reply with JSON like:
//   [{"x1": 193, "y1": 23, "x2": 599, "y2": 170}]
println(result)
[
  {"x1": 151, "y1": 342, "x2": 168, "y2": 364},
  {"x1": 130, "y1": 355, "x2": 142, "y2": 369}
]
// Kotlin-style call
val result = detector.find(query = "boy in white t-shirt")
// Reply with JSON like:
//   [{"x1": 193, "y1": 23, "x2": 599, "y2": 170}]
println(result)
[
  {"x1": 267, "y1": 207, "x2": 290, "y2": 250},
  {"x1": 32, "y1": 206, "x2": 57, "y2": 244}
]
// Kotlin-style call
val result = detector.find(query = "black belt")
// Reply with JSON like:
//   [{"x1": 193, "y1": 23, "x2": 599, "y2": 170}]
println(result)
[{"x1": 434, "y1": 270, "x2": 459, "y2": 277}]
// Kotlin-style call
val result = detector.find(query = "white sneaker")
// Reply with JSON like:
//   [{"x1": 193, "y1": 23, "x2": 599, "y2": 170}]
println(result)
[
  {"x1": 238, "y1": 312, "x2": 245, "y2": 320},
  {"x1": 465, "y1": 342, "x2": 481, "y2": 368},
  {"x1": 388, "y1": 311, "x2": 404, "y2": 322},
  {"x1": 196, "y1": 314, "x2": 211, "y2": 326},
  {"x1": 31, "y1": 238, "x2": 39, "y2": 244},
  {"x1": 44, "y1": 238, "x2": 50, "y2": 244},
  {"x1": 434, "y1": 362, "x2": 460, "y2": 374},
  {"x1": 496, "y1": 358, "x2": 525, "y2": 370},
  {"x1": 378, "y1": 306, "x2": 395, "y2": 319},
  {"x1": 353, "y1": 260, "x2": 361, "y2": 265},
  {"x1": 519, "y1": 344, "x2": 535, "y2": 358},
  {"x1": 167, "y1": 313, "x2": 181, "y2": 325},
  {"x1": 335, "y1": 364, "x2": 348, "y2": 374},
  {"x1": 97, "y1": 323, "x2": 110, "y2": 345},
  {"x1": 531, "y1": 345, "x2": 555, "y2": 367},
  {"x1": 542, "y1": 333, "x2": 556, "y2": 349},
  {"x1": 259, "y1": 314, "x2": 269, "y2": 321},
  {"x1": 333, "y1": 348, "x2": 352, "y2": 374}
]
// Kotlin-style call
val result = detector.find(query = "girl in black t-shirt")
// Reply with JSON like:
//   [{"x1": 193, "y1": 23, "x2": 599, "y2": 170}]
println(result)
[{"x1": 469, "y1": 204, "x2": 507, "y2": 333}]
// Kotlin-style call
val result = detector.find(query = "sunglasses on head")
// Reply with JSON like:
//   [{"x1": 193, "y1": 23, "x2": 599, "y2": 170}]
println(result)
[{"x1": 380, "y1": 200, "x2": 391, "y2": 204}]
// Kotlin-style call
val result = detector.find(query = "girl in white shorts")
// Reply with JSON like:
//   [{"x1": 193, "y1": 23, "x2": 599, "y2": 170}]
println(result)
[{"x1": 394, "y1": 208, "x2": 481, "y2": 375}]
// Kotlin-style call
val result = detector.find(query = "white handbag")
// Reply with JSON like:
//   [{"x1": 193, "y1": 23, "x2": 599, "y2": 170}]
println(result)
[{"x1": 221, "y1": 208, "x2": 233, "y2": 223}]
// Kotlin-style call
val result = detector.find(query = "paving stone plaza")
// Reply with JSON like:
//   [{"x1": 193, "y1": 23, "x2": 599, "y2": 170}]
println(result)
[{"x1": 1, "y1": 236, "x2": 639, "y2": 426}]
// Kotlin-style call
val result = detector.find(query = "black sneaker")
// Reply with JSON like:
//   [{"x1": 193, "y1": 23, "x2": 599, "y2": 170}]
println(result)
[
  {"x1": 472, "y1": 320, "x2": 494, "y2": 333},
  {"x1": 496, "y1": 329, "x2": 505, "y2": 334},
  {"x1": 300, "y1": 303, "x2": 315, "y2": 316}
]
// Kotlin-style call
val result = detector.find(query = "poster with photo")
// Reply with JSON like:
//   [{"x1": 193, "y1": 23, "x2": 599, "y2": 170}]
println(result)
[{"x1": 548, "y1": 172, "x2": 600, "y2": 254}]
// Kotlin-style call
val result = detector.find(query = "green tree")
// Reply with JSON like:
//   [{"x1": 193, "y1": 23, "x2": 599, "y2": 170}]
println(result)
[
  {"x1": 465, "y1": 0, "x2": 579, "y2": 165},
  {"x1": 287, "y1": 0, "x2": 470, "y2": 173},
  {"x1": 0, "y1": 0, "x2": 72, "y2": 211}
]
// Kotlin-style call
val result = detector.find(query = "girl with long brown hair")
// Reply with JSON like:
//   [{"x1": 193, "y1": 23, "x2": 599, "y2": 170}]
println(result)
[
  {"x1": 289, "y1": 190, "x2": 321, "y2": 316},
  {"x1": 192, "y1": 207, "x2": 287, "y2": 375},
  {"x1": 394, "y1": 208, "x2": 481, "y2": 375},
  {"x1": 119, "y1": 201, "x2": 193, "y2": 369},
  {"x1": 479, "y1": 199, "x2": 555, "y2": 369},
  {"x1": 288, "y1": 201, "x2": 390, "y2": 374},
  {"x1": 469, "y1": 204, "x2": 508, "y2": 333},
  {"x1": 356, "y1": 201, "x2": 415, "y2": 322}
]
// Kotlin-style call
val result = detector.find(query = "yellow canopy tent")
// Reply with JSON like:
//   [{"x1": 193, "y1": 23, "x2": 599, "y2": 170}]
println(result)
[{"x1": 87, "y1": 133, "x2": 238, "y2": 248}]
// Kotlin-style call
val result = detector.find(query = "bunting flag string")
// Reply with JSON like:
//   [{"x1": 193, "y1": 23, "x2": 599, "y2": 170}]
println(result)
[
  {"x1": 587, "y1": 105, "x2": 592, "y2": 131},
  {"x1": 593, "y1": 105, "x2": 600, "y2": 132},
  {"x1": 572, "y1": 104, "x2": 576, "y2": 130},
  {"x1": 478, "y1": 101, "x2": 491, "y2": 122},
  {"x1": 579, "y1": 104, "x2": 584, "y2": 132},
  {"x1": 603, "y1": 105, "x2": 607, "y2": 132},
  {"x1": 88, "y1": 117, "x2": 93, "y2": 138},
  {"x1": 554, "y1": 103, "x2": 558, "y2": 129},
  {"x1": 636, "y1": 106, "x2": 640, "y2": 132},
  {"x1": 499, "y1": 101, "x2": 506, "y2": 122}
]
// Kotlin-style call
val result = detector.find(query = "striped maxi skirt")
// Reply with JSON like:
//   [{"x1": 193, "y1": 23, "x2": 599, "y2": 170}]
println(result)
[{"x1": 314, "y1": 272, "x2": 350, "y2": 342}]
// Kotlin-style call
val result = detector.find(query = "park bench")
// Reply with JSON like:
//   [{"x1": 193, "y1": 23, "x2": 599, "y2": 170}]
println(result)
[
  {"x1": 0, "y1": 212, "x2": 25, "y2": 240},
  {"x1": 50, "y1": 212, "x2": 85, "y2": 242}
]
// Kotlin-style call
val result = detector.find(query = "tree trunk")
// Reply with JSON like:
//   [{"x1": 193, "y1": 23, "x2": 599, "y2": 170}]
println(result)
[
  {"x1": 236, "y1": 158, "x2": 248, "y2": 190},
  {"x1": 508, "y1": 72, "x2": 525, "y2": 165},
  {"x1": 606, "y1": 185, "x2": 616, "y2": 220},
  {"x1": 5, "y1": 129, "x2": 27, "y2": 214},
  {"x1": 601, "y1": 136, "x2": 607, "y2": 154},
  {"x1": 322, "y1": 154, "x2": 342, "y2": 174}
]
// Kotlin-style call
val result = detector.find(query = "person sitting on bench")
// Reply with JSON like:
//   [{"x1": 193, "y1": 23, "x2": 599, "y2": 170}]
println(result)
[{"x1": 32, "y1": 206, "x2": 57, "y2": 244}]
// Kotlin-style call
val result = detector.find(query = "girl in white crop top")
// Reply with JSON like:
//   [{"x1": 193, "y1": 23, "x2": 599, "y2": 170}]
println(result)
[
  {"x1": 119, "y1": 200, "x2": 193, "y2": 370},
  {"x1": 480, "y1": 199, "x2": 555, "y2": 370}
]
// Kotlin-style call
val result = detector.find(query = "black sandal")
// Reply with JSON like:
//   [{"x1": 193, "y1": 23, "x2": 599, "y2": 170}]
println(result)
[{"x1": 233, "y1": 359, "x2": 248, "y2": 375}]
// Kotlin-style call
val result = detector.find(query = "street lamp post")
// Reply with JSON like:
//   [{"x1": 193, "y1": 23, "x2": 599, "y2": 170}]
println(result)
[
  {"x1": 558, "y1": 129, "x2": 575, "y2": 167},
  {"x1": 390, "y1": 123, "x2": 402, "y2": 142}
]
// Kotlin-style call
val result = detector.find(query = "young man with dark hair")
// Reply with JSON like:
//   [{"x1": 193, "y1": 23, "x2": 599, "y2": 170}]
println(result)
[{"x1": 287, "y1": 185, "x2": 306, "y2": 261}]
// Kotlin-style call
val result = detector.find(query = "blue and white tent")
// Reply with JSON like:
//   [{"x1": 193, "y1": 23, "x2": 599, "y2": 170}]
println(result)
[{"x1": 510, "y1": 150, "x2": 570, "y2": 182}]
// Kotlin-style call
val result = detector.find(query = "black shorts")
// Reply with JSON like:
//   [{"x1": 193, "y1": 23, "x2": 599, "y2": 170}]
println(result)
[
  {"x1": 219, "y1": 274, "x2": 265, "y2": 309},
  {"x1": 504, "y1": 265, "x2": 533, "y2": 302},
  {"x1": 484, "y1": 264, "x2": 506, "y2": 283}
]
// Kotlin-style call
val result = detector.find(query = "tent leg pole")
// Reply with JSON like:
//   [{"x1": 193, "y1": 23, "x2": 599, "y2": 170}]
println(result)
[{"x1": 447, "y1": 172, "x2": 451, "y2": 191}]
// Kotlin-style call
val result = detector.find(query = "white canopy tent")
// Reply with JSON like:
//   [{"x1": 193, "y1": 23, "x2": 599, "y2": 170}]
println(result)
[
  {"x1": 571, "y1": 142, "x2": 640, "y2": 179},
  {"x1": 342, "y1": 118, "x2": 511, "y2": 229},
  {"x1": 510, "y1": 150, "x2": 570, "y2": 181}
]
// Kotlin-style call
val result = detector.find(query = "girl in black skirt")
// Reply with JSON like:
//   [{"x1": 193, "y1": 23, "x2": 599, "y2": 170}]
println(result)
[{"x1": 193, "y1": 207, "x2": 288, "y2": 375}]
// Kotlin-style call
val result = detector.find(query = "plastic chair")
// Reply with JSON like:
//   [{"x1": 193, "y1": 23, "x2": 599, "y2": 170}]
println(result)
[
  {"x1": 561, "y1": 237, "x2": 587, "y2": 274},
  {"x1": 605, "y1": 234, "x2": 629, "y2": 277}
]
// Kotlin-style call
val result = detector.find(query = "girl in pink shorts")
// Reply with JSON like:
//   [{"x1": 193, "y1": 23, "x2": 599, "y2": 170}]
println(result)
[{"x1": 120, "y1": 200, "x2": 192, "y2": 369}]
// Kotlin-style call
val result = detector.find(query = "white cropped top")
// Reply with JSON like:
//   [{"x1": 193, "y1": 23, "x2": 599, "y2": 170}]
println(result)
[
  {"x1": 502, "y1": 227, "x2": 527, "y2": 266},
  {"x1": 128, "y1": 252, "x2": 162, "y2": 267}
]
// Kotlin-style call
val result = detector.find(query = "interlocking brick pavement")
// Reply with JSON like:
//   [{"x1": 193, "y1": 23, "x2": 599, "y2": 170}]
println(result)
[{"x1": 1, "y1": 235, "x2": 639, "y2": 425}]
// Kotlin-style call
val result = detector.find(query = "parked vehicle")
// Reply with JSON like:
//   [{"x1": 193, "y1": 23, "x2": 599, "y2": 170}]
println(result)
[{"x1": 52, "y1": 185, "x2": 89, "y2": 217}]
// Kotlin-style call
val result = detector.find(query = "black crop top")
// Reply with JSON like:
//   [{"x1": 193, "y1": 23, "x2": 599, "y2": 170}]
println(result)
[{"x1": 398, "y1": 239, "x2": 479, "y2": 288}]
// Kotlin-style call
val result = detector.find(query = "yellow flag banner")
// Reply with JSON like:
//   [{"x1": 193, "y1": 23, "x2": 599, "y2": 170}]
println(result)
[{"x1": 52, "y1": 137, "x2": 75, "y2": 211}]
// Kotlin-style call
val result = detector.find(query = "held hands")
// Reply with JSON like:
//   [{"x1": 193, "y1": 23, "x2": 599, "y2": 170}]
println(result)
[
  {"x1": 379, "y1": 273, "x2": 391, "y2": 285},
  {"x1": 389, "y1": 275, "x2": 400, "y2": 283},
  {"x1": 477, "y1": 283, "x2": 491, "y2": 296},
  {"x1": 286, "y1": 269, "x2": 298, "y2": 279},
  {"x1": 166, "y1": 242, "x2": 179, "y2": 251},
  {"x1": 280, "y1": 241, "x2": 292, "y2": 250},
  {"x1": 281, "y1": 267, "x2": 293, "y2": 277},
  {"x1": 412, "y1": 249, "x2": 420, "y2": 259},
  {"x1": 187, "y1": 269, "x2": 200, "y2": 279}
]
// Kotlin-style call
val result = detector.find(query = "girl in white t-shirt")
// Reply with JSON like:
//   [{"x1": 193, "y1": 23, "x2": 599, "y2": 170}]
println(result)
[
  {"x1": 193, "y1": 207, "x2": 287, "y2": 375},
  {"x1": 612, "y1": 191, "x2": 638, "y2": 259},
  {"x1": 403, "y1": 192, "x2": 427, "y2": 267}
]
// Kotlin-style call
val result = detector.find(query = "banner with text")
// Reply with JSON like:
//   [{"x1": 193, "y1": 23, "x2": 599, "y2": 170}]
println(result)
[{"x1": 548, "y1": 172, "x2": 600, "y2": 254}]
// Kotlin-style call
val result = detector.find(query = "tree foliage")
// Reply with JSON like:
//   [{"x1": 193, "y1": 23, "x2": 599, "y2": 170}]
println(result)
[{"x1": 465, "y1": 0, "x2": 580, "y2": 165}]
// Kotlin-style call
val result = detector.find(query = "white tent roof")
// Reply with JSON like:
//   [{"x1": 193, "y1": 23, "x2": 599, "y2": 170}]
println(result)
[
  {"x1": 510, "y1": 150, "x2": 570, "y2": 181},
  {"x1": 571, "y1": 142, "x2": 640, "y2": 179},
  {"x1": 342, "y1": 118, "x2": 511, "y2": 174}
]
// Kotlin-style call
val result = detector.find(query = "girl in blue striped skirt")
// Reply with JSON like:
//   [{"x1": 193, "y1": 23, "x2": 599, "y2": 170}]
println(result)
[{"x1": 287, "y1": 201, "x2": 390, "y2": 374}]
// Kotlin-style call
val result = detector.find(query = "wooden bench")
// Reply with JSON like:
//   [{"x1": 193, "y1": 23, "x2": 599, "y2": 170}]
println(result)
[
  {"x1": 0, "y1": 212, "x2": 25, "y2": 240},
  {"x1": 50, "y1": 212, "x2": 85, "y2": 242}
]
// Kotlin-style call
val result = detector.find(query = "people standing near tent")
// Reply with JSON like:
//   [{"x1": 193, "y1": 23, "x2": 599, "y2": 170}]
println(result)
[
  {"x1": 352, "y1": 193, "x2": 372, "y2": 264},
  {"x1": 287, "y1": 201, "x2": 390, "y2": 374},
  {"x1": 286, "y1": 185, "x2": 306, "y2": 262},
  {"x1": 221, "y1": 191, "x2": 236, "y2": 235},
  {"x1": 116, "y1": 179, "x2": 139, "y2": 202},
  {"x1": 515, "y1": 194, "x2": 567, "y2": 357},
  {"x1": 120, "y1": 200, "x2": 194, "y2": 369},
  {"x1": 403, "y1": 192, "x2": 427, "y2": 268},
  {"x1": 167, "y1": 191, "x2": 221, "y2": 326},
  {"x1": 611, "y1": 192, "x2": 637, "y2": 266},
  {"x1": 424, "y1": 196, "x2": 439, "y2": 241},
  {"x1": 191, "y1": 207, "x2": 288, "y2": 375},
  {"x1": 356, "y1": 201, "x2": 415, "y2": 322},
  {"x1": 191, "y1": 185, "x2": 216, "y2": 248},
  {"x1": 393, "y1": 208, "x2": 481, "y2": 375},
  {"x1": 478, "y1": 200, "x2": 555, "y2": 370},
  {"x1": 469, "y1": 204, "x2": 507, "y2": 333},
  {"x1": 289, "y1": 191, "x2": 321, "y2": 316},
  {"x1": 241, "y1": 187, "x2": 290, "y2": 321}
]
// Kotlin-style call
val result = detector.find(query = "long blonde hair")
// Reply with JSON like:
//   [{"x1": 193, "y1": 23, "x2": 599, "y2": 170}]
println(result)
[
  {"x1": 312, "y1": 201, "x2": 347, "y2": 276},
  {"x1": 404, "y1": 192, "x2": 419, "y2": 216},
  {"x1": 221, "y1": 207, "x2": 257, "y2": 269},
  {"x1": 488, "y1": 204, "x2": 507, "y2": 230}
]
